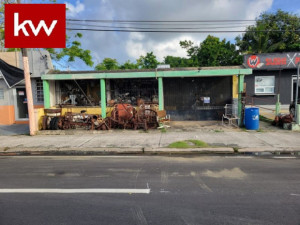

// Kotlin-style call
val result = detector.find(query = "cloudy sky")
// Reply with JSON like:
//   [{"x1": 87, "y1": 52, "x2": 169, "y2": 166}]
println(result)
[{"x1": 32, "y1": 0, "x2": 300, "y2": 70}]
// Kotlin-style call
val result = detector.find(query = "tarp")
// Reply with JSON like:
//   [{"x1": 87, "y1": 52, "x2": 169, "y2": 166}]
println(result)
[{"x1": 0, "y1": 58, "x2": 25, "y2": 88}]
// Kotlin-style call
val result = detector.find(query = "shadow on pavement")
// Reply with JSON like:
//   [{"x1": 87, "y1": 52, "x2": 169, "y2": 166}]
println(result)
[{"x1": 0, "y1": 124, "x2": 29, "y2": 136}]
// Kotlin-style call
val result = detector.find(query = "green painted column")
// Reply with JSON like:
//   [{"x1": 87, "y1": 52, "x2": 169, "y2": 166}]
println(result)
[
  {"x1": 275, "y1": 94, "x2": 281, "y2": 116},
  {"x1": 100, "y1": 78, "x2": 106, "y2": 118},
  {"x1": 297, "y1": 105, "x2": 300, "y2": 125},
  {"x1": 43, "y1": 80, "x2": 50, "y2": 108},
  {"x1": 158, "y1": 77, "x2": 164, "y2": 110},
  {"x1": 238, "y1": 75, "x2": 245, "y2": 126}
]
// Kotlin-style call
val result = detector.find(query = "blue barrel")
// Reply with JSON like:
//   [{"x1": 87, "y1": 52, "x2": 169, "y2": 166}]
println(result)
[{"x1": 244, "y1": 107, "x2": 259, "y2": 130}]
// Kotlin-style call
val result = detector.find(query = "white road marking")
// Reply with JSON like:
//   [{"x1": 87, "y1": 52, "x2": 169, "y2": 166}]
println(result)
[
  {"x1": 290, "y1": 193, "x2": 300, "y2": 196},
  {"x1": 273, "y1": 157, "x2": 297, "y2": 159},
  {"x1": 225, "y1": 156, "x2": 254, "y2": 159},
  {"x1": 0, "y1": 188, "x2": 150, "y2": 194}
]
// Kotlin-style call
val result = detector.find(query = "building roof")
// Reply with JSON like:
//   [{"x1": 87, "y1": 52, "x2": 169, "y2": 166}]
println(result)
[{"x1": 43, "y1": 65, "x2": 252, "y2": 80}]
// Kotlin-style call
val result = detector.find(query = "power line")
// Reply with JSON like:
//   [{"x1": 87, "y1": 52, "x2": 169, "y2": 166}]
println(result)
[
  {"x1": 66, "y1": 28, "x2": 300, "y2": 33},
  {"x1": 66, "y1": 22, "x2": 254, "y2": 30},
  {"x1": 66, "y1": 18, "x2": 299, "y2": 24},
  {"x1": 66, "y1": 19, "x2": 258, "y2": 23}
]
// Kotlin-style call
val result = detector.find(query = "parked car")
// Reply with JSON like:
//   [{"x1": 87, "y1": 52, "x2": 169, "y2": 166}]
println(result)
[{"x1": 289, "y1": 99, "x2": 300, "y2": 117}]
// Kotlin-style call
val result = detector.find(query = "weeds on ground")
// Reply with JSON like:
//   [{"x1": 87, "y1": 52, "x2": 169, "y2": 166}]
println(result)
[
  {"x1": 160, "y1": 127, "x2": 167, "y2": 133},
  {"x1": 168, "y1": 140, "x2": 209, "y2": 148},
  {"x1": 214, "y1": 129, "x2": 224, "y2": 133}
]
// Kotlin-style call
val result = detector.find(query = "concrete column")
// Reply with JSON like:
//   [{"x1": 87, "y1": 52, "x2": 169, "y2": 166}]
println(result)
[
  {"x1": 275, "y1": 94, "x2": 281, "y2": 116},
  {"x1": 158, "y1": 77, "x2": 164, "y2": 110},
  {"x1": 238, "y1": 75, "x2": 245, "y2": 126},
  {"x1": 100, "y1": 79, "x2": 106, "y2": 118},
  {"x1": 297, "y1": 105, "x2": 300, "y2": 125},
  {"x1": 43, "y1": 80, "x2": 50, "y2": 109},
  {"x1": 106, "y1": 79, "x2": 111, "y2": 101}
]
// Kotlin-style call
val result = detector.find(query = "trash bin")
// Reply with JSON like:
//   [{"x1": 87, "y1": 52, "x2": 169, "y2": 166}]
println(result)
[{"x1": 244, "y1": 107, "x2": 259, "y2": 130}]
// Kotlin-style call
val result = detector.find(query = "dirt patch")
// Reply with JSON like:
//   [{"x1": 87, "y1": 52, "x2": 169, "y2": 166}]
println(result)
[{"x1": 202, "y1": 167, "x2": 247, "y2": 179}]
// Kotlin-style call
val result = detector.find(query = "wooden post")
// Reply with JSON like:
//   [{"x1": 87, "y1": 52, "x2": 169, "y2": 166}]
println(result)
[
  {"x1": 22, "y1": 48, "x2": 36, "y2": 135},
  {"x1": 17, "y1": 0, "x2": 35, "y2": 135}
]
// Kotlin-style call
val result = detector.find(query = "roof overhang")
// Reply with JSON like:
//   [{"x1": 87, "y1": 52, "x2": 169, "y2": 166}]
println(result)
[{"x1": 42, "y1": 68, "x2": 252, "y2": 80}]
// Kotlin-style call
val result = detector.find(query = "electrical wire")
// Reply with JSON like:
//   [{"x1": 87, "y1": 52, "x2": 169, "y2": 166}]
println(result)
[
  {"x1": 66, "y1": 22, "x2": 255, "y2": 30},
  {"x1": 66, "y1": 28, "x2": 300, "y2": 33}
]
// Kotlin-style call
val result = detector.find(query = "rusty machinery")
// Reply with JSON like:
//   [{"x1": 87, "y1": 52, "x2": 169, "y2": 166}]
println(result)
[
  {"x1": 106, "y1": 103, "x2": 158, "y2": 130},
  {"x1": 42, "y1": 109, "x2": 109, "y2": 131},
  {"x1": 42, "y1": 103, "x2": 159, "y2": 131}
]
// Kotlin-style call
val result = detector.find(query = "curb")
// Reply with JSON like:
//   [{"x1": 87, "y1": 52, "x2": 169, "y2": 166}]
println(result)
[
  {"x1": 0, "y1": 147, "x2": 234, "y2": 156},
  {"x1": 0, "y1": 147, "x2": 299, "y2": 156}
]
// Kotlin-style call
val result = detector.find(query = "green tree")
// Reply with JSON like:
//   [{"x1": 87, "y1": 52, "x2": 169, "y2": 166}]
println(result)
[
  {"x1": 164, "y1": 56, "x2": 194, "y2": 67},
  {"x1": 95, "y1": 58, "x2": 119, "y2": 70},
  {"x1": 0, "y1": 1, "x2": 94, "y2": 67},
  {"x1": 119, "y1": 60, "x2": 138, "y2": 69},
  {"x1": 236, "y1": 10, "x2": 300, "y2": 53},
  {"x1": 180, "y1": 35, "x2": 242, "y2": 67},
  {"x1": 137, "y1": 52, "x2": 159, "y2": 69}
]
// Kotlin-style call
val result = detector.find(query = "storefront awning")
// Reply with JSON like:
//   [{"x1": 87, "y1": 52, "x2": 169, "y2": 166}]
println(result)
[{"x1": 0, "y1": 59, "x2": 25, "y2": 88}]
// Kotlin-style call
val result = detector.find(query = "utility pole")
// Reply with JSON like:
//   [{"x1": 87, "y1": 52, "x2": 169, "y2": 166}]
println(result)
[
  {"x1": 295, "y1": 62, "x2": 300, "y2": 123},
  {"x1": 17, "y1": 0, "x2": 36, "y2": 135}
]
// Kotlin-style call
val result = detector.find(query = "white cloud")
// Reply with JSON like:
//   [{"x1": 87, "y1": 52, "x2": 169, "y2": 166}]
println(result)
[
  {"x1": 65, "y1": 0, "x2": 85, "y2": 18},
  {"x1": 126, "y1": 35, "x2": 199, "y2": 61},
  {"x1": 65, "y1": 0, "x2": 274, "y2": 68},
  {"x1": 245, "y1": 0, "x2": 273, "y2": 19}
]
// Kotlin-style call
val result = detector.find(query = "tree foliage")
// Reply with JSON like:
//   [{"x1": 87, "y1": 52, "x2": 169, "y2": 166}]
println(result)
[
  {"x1": 46, "y1": 33, "x2": 93, "y2": 67},
  {"x1": 95, "y1": 58, "x2": 119, "y2": 71},
  {"x1": 119, "y1": 60, "x2": 138, "y2": 70},
  {"x1": 236, "y1": 10, "x2": 300, "y2": 53},
  {"x1": 164, "y1": 56, "x2": 194, "y2": 67},
  {"x1": 180, "y1": 35, "x2": 242, "y2": 67},
  {"x1": 137, "y1": 52, "x2": 159, "y2": 69}
]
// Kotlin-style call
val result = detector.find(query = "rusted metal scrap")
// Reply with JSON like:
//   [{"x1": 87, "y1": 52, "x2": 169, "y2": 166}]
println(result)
[
  {"x1": 273, "y1": 114, "x2": 293, "y2": 127},
  {"x1": 133, "y1": 105, "x2": 158, "y2": 130},
  {"x1": 108, "y1": 104, "x2": 135, "y2": 129},
  {"x1": 107, "y1": 103, "x2": 158, "y2": 130}
]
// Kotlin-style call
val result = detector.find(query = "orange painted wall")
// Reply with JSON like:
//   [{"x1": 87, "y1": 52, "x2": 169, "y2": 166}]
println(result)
[{"x1": 0, "y1": 105, "x2": 15, "y2": 125}]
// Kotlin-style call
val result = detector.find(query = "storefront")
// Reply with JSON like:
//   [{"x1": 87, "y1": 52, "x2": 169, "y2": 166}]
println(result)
[
  {"x1": 42, "y1": 66, "x2": 252, "y2": 123},
  {"x1": 243, "y1": 52, "x2": 300, "y2": 105}
]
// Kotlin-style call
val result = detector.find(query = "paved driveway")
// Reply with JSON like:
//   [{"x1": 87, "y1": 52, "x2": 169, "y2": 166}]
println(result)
[{"x1": 0, "y1": 124, "x2": 29, "y2": 136}]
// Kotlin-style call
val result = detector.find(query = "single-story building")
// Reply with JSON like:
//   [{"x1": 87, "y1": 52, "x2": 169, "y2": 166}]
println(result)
[
  {"x1": 41, "y1": 66, "x2": 252, "y2": 124},
  {"x1": 0, "y1": 50, "x2": 53, "y2": 125},
  {"x1": 243, "y1": 52, "x2": 300, "y2": 105}
]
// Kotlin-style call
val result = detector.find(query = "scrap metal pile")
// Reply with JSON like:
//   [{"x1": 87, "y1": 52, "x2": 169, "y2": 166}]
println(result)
[{"x1": 42, "y1": 103, "x2": 160, "y2": 131}]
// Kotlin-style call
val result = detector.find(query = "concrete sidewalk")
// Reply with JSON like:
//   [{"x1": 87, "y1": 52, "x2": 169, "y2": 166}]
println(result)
[{"x1": 0, "y1": 121, "x2": 299, "y2": 155}]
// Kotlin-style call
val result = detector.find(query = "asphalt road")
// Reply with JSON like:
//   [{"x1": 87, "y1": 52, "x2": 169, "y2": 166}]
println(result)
[{"x1": 0, "y1": 155, "x2": 299, "y2": 225}]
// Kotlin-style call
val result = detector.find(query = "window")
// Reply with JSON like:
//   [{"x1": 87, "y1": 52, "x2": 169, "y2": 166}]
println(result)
[
  {"x1": 36, "y1": 79, "x2": 44, "y2": 102},
  {"x1": 0, "y1": 89, "x2": 4, "y2": 100},
  {"x1": 255, "y1": 76, "x2": 275, "y2": 94}
]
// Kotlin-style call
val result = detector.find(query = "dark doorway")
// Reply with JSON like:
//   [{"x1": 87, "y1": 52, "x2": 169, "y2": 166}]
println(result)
[
  {"x1": 292, "y1": 79, "x2": 300, "y2": 102},
  {"x1": 16, "y1": 87, "x2": 28, "y2": 119},
  {"x1": 164, "y1": 77, "x2": 232, "y2": 120}
]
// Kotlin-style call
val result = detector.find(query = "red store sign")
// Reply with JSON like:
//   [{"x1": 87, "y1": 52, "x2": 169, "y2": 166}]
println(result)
[
  {"x1": 245, "y1": 53, "x2": 300, "y2": 69},
  {"x1": 5, "y1": 4, "x2": 66, "y2": 48}
]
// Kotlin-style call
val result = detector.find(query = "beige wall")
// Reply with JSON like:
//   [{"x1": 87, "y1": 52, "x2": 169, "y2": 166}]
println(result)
[{"x1": 0, "y1": 52, "x2": 19, "y2": 67}]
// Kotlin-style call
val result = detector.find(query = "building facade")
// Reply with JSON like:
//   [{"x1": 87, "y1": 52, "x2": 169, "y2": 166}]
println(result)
[
  {"x1": 41, "y1": 66, "x2": 251, "y2": 123},
  {"x1": 0, "y1": 50, "x2": 53, "y2": 125},
  {"x1": 243, "y1": 52, "x2": 300, "y2": 105}
]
